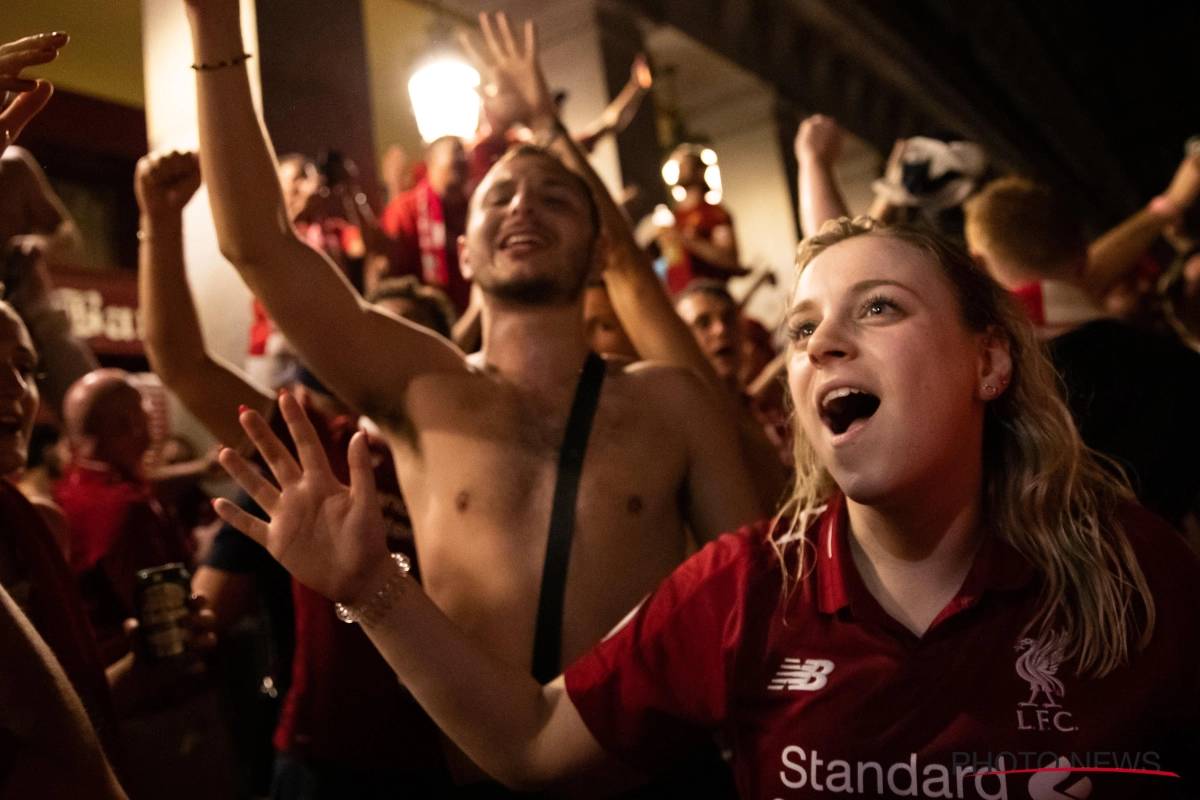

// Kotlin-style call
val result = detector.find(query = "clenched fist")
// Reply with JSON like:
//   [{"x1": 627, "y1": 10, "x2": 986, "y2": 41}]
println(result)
[{"x1": 135, "y1": 150, "x2": 202, "y2": 219}]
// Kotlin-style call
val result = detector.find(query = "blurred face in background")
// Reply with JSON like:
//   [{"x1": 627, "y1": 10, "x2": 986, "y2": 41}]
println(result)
[
  {"x1": 426, "y1": 137, "x2": 469, "y2": 199},
  {"x1": 584, "y1": 286, "x2": 637, "y2": 359},
  {"x1": 87, "y1": 383, "x2": 152, "y2": 480},
  {"x1": 676, "y1": 291, "x2": 743, "y2": 385},
  {"x1": 278, "y1": 158, "x2": 320, "y2": 222},
  {"x1": 0, "y1": 303, "x2": 39, "y2": 476},
  {"x1": 676, "y1": 153, "x2": 706, "y2": 190}
]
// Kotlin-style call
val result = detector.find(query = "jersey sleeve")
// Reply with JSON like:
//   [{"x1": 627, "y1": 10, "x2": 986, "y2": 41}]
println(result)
[{"x1": 563, "y1": 525, "x2": 766, "y2": 773}]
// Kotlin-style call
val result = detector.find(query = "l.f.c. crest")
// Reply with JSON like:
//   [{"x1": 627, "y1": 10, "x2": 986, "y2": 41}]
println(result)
[{"x1": 1015, "y1": 631, "x2": 1077, "y2": 732}]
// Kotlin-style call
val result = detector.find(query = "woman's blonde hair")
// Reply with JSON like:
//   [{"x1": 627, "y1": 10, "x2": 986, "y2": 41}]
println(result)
[{"x1": 775, "y1": 217, "x2": 1154, "y2": 677}]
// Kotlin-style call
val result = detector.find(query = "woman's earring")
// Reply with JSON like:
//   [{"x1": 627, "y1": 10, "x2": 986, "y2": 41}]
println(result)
[{"x1": 983, "y1": 384, "x2": 996, "y2": 398}]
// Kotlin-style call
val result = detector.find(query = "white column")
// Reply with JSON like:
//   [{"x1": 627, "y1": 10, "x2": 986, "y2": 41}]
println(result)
[
  {"x1": 140, "y1": 0, "x2": 260, "y2": 448},
  {"x1": 692, "y1": 88, "x2": 799, "y2": 329}
]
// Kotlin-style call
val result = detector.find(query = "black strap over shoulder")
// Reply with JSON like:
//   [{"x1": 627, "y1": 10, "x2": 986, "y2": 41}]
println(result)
[{"x1": 531, "y1": 352, "x2": 607, "y2": 685}]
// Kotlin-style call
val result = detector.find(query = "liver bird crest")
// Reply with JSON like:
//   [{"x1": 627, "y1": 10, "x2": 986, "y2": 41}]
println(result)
[{"x1": 1015, "y1": 631, "x2": 1067, "y2": 707}]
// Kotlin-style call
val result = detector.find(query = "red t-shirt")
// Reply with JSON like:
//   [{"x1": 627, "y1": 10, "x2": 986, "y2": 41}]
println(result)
[
  {"x1": 0, "y1": 480, "x2": 119, "y2": 757},
  {"x1": 55, "y1": 462, "x2": 193, "y2": 663},
  {"x1": 565, "y1": 493, "x2": 1200, "y2": 798},
  {"x1": 379, "y1": 185, "x2": 471, "y2": 314},
  {"x1": 248, "y1": 218, "x2": 361, "y2": 357},
  {"x1": 665, "y1": 201, "x2": 734, "y2": 296}
]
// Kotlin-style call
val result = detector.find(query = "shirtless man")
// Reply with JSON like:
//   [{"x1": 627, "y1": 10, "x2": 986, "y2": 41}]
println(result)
[{"x1": 184, "y1": 1, "x2": 758, "y2": 786}]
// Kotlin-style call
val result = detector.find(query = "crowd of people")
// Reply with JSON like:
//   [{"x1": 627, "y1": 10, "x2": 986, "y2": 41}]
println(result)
[{"x1": 1, "y1": 5, "x2": 1199, "y2": 799}]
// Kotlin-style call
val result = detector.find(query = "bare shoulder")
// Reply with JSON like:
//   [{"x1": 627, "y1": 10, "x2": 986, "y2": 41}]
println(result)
[{"x1": 607, "y1": 357, "x2": 720, "y2": 412}]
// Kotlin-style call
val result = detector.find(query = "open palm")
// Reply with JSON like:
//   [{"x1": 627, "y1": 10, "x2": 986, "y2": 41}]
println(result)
[
  {"x1": 213, "y1": 393, "x2": 393, "y2": 606},
  {"x1": 462, "y1": 13, "x2": 555, "y2": 131}
]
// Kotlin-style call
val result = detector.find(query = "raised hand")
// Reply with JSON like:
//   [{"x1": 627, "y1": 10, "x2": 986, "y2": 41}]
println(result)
[
  {"x1": 461, "y1": 12, "x2": 555, "y2": 132},
  {"x1": 212, "y1": 392, "x2": 394, "y2": 606},
  {"x1": 0, "y1": 32, "x2": 68, "y2": 150},
  {"x1": 795, "y1": 114, "x2": 844, "y2": 166},
  {"x1": 135, "y1": 151, "x2": 203, "y2": 219}
]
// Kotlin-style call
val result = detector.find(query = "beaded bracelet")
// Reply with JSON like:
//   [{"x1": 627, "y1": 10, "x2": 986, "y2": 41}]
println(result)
[
  {"x1": 192, "y1": 53, "x2": 252, "y2": 71},
  {"x1": 334, "y1": 552, "x2": 412, "y2": 625}
]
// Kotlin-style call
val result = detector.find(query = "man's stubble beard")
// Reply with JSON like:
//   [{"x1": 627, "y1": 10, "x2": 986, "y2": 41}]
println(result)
[{"x1": 474, "y1": 254, "x2": 594, "y2": 308}]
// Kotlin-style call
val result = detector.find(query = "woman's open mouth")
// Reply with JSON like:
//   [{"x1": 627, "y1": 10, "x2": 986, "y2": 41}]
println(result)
[{"x1": 819, "y1": 387, "x2": 880, "y2": 436}]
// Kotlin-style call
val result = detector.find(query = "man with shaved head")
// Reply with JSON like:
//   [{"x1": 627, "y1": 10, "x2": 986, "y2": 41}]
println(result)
[
  {"x1": 56, "y1": 369, "x2": 191, "y2": 662},
  {"x1": 187, "y1": 3, "x2": 756, "y2": 793}
]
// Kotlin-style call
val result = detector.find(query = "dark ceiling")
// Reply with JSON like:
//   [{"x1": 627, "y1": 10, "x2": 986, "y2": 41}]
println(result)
[{"x1": 624, "y1": 0, "x2": 1200, "y2": 231}]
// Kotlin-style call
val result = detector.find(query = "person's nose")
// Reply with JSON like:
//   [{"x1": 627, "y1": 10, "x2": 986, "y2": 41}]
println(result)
[
  {"x1": 0, "y1": 364, "x2": 29, "y2": 403},
  {"x1": 805, "y1": 315, "x2": 856, "y2": 366}
]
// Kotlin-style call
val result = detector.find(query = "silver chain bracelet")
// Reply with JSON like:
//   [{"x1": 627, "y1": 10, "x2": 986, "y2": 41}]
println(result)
[{"x1": 334, "y1": 552, "x2": 411, "y2": 625}]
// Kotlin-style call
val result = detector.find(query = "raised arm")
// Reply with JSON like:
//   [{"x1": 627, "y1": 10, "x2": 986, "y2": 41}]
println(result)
[
  {"x1": 1082, "y1": 152, "x2": 1200, "y2": 300},
  {"x1": 465, "y1": 14, "x2": 779, "y2": 513},
  {"x1": 214, "y1": 395, "x2": 610, "y2": 789},
  {"x1": 573, "y1": 54, "x2": 653, "y2": 155},
  {"x1": 136, "y1": 150, "x2": 272, "y2": 447},
  {"x1": 796, "y1": 114, "x2": 850, "y2": 236},
  {"x1": 183, "y1": 0, "x2": 465, "y2": 418}
]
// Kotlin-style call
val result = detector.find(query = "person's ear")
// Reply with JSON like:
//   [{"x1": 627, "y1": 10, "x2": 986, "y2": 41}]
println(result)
[
  {"x1": 457, "y1": 235, "x2": 472, "y2": 280},
  {"x1": 977, "y1": 326, "x2": 1013, "y2": 402}
]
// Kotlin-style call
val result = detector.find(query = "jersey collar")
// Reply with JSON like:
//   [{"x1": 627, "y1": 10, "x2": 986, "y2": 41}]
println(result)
[{"x1": 815, "y1": 492, "x2": 1036, "y2": 630}]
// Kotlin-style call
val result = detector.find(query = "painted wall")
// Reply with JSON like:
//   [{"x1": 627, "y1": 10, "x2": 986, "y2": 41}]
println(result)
[
  {"x1": 1, "y1": 0, "x2": 145, "y2": 108},
  {"x1": 361, "y1": 0, "x2": 437, "y2": 178}
]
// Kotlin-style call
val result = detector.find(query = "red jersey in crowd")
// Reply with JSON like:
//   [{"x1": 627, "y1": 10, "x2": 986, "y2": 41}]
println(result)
[
  {"x1": 55, "y1": 461, "x2": 192, "y2": 663},
  {"x1": 268, "y1": 405, "x2": 447, "y2": 777},
  {"x1": 0, "y1": 480, "x2": 119, "y2": 755},
  {"x1": 565, "y1": 493, "x2": 1200, "y2": 798},
  {"x1": 380, "y1": 178, "x2": 471, "y2": 314},
  {"x1": 248, "y1": 218, "x2": 362, "y2": 360},
  {"x1": 665, "y1": 201, "x2": 734, "y2": 296}
]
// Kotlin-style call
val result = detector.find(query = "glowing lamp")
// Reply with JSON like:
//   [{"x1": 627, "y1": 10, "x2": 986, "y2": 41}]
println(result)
[
  {"x1": 408, "y1": 59, "x2": 481, "y2": 143},
  {"x1": 651, "y1": 204, "x2": 676, "y2": 227},
  {"x1": 703, "y1": 163, "x2": 722, "y2": 205},
  {"x1": 661, "y1": 160, "x2": 680, "y2": 186}
]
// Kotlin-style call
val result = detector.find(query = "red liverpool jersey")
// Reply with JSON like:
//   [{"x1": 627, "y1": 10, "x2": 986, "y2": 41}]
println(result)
[{"x1": 565, "y1": 493, "x2": 1199, "y2": 798}]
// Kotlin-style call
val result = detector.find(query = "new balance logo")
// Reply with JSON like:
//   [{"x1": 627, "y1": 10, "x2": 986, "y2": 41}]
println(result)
[{"x1": 768, "y1": 658, "x2": 834, "y2": 691}]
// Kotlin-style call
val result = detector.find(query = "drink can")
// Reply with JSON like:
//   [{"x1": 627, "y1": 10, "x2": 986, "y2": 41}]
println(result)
[{"x1": 135, "y1": 563, "x2": 192, "y2": 660}]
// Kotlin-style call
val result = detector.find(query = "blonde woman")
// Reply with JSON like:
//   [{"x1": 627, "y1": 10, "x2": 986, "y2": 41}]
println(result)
[{"x1": 214, "y1": 219, "x2": 1199, "y2": 798}]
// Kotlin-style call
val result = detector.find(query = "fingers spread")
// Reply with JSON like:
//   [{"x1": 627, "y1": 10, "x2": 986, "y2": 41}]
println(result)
[
  {"x1": 0, "y1": 47, "x2": 61, "y2": 75},
  {"x1": 0, "y1": 32, "x2": 68, "y2": 59},
  {"x1": 217, "y1": 445, "x2": 282, "y2": 512},
  {"x1": 0, "y1": 76, "x2": 37, "y2": 93},
  {"x1": 458, "y1": 31, "x2": 488, "y2": 70},
  {"x1": 496, "y1": 13, "x2": 519, "y2": 59},
  {"x1": 239, "y1": 404, "x2": 303, "y2": 486},
  {"x1": 480, "y1": 13, "x2": 503, "y2": 61},
  {"x1": 278, "y1": 391, "x2": 337, "y2": 481},
  {"x1": 213, "y1": 497, "x2": 271, "y2": 547},
  {"x1": 523, "y1": 20, "x2": 537, "y2": 62}
]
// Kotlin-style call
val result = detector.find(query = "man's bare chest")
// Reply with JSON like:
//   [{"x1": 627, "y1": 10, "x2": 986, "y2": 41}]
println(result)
[{"x1": 389, "y1": 372, "x2": 690, "y2": 532}]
